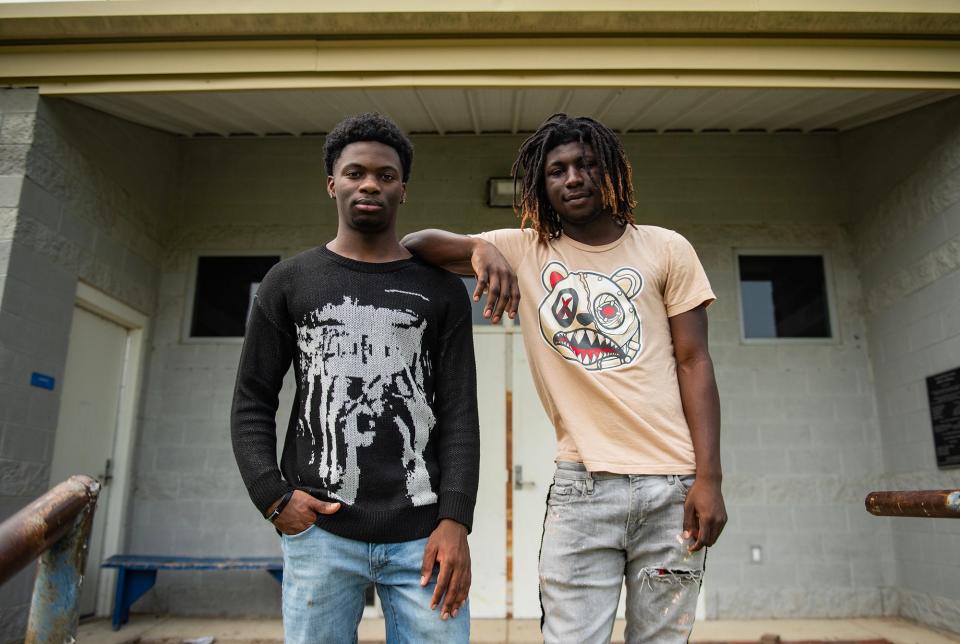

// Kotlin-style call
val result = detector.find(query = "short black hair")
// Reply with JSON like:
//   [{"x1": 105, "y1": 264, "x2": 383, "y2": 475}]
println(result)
[{"x1": 323, "y1": 112, "x2": 414, "y2": 182}]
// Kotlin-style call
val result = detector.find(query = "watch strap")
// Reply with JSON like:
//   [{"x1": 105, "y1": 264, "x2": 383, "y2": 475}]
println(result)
[{"x1": 267, "y1": 490, "x2": 294, "y2": 523}]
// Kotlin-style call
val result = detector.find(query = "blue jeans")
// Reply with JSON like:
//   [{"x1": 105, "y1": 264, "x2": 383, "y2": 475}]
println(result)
[
  {"x1": 280, "y1": 525, "x2": 470, "y2": 644},
  {"x1": 539, "y1": 462, "x2": 705, "y2": 644}
]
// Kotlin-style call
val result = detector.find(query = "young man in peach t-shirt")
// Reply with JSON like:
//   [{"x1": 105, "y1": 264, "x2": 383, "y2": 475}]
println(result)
[{"x1": 405, "y1": 113, "x2": 727, "y2": 643}]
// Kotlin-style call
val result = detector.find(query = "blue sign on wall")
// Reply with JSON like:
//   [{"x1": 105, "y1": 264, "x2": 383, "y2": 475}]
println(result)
[{"x1": 30, "y1": 372, "x2": 56, "y2": 390}]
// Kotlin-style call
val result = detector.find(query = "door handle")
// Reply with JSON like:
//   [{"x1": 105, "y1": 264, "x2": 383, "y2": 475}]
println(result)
[
  {"x1": 98, "y1": 458, "x2": 113, "y2": 485},
  {"x1": 514, "y1": 465, "x2": 535, "y2": 490}
]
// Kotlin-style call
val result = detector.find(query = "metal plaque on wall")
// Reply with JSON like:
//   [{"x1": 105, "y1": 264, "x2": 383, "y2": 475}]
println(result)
[{"x1": 927, "y1": 366, "x2": 960, "y2": 469}]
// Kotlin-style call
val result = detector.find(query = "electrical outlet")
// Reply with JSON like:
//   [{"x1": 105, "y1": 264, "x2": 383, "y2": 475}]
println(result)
[{"x1": 750, "y1": 545, "x2": 763, "y2": 564}]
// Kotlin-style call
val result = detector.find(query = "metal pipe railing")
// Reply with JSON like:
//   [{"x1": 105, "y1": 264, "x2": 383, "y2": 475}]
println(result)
[
  {"x1": 0, "y1": 475, "x2": 100, "y2": 644},
  {"x1": 865, "y1": 489, "x2": 960, "y2": 519}
]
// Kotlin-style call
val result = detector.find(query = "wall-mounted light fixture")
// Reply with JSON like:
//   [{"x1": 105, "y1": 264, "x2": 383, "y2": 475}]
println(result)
[{"x1": 487, "y1": 177, "x2": 514, "y2": 208}]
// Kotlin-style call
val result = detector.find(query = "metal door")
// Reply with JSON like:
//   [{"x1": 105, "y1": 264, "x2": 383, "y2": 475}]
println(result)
[{"x1": 49, "y1": 306, "x2": 128, "y2": 616}]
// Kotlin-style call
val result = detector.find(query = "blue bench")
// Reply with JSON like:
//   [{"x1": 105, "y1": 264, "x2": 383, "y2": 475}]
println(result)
[{"x1": 102, "y1": 555, "x2": 282, "y2": 630}]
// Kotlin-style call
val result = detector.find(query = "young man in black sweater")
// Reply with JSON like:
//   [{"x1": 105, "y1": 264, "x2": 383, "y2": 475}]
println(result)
[{"x1": 231, "y1": 113, "x2": 479, "y2": 643}]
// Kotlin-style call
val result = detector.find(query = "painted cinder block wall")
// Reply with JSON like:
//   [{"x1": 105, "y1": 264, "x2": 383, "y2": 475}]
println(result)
[
  {"x1": 130, "y1": 129, "x2": 891, "y2": 621},
  {"x1": 0, "y1": 91, "x2": 176, "y2": 643},
  {"x1": 1, "y1": 93, "x2": 957, "y2": 634},
  {"x1": 629, "y1": 135, "x2": 889, "y2": 620},
  {"x1": 842, "y1": 96, "x2": 960, "y2": 634},
  {"x1": 0, "y1": 88, "x2": 41, "y2": 643}
]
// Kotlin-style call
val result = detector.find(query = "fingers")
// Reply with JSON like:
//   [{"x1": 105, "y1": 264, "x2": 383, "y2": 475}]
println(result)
[
  {"x1": 699, "y1": 513, "x2": 727, "y2": 549},
  {"x1": 684, "y1": 500, "x2": 703, "y2": 553},
  {"x1": 688, "y1": 511, "x2": 731, "y2": 552},
  {"x1": 490, "y1": 270, "x2": 522, "y2": 323},
  {"x1": 712, "y1": 512, "x2": 728, "y2": 544},
  {"x1": 474, "y1": 264, "x2": 520, "y2": 324},
  {"x1": 440, "y1": 568, "x2": 459, "y2": 618},
  {"x1": 681, "y1": 496, "x2": 695, "y2": 542},
  {"x1": 469, "y1": 239, "x2": 518, "y2": 323},
  {"x1": 486, "y1": 273, "x2": 505, "y2": 323},
  {"x1": 277, "y1": 510, "x2": 315, "y2": 536},
  {"x1": 310, "y1": 497, "x2": 341, "y2": 515},
  {"x1": 445, "y1": 566, "x2": 471, "y2": 619},
  {"x1": 473, "y1": 272, "x2": 488, "y2": 304},
  {"x1": 689, "y1": 535, "x2": 705, "y2": 552},
  {"x1": 420, "y1": 541, "x2": 438, "y2": 587},
  {"x1": 479, "y1": 271, "x2": 519, "y2": 324},
  {"x1": 430, "y1": 559, "x2": 452, "y2": 613},
  {"x1": 690, "y1": 520, "x2": 709, "y2": 553},
  {"x1": 441, "y1": 566, "x2": 464, "y2": 619},
  {"x1": 506, "y1": 277, "x2": 521, "y2": 320}
]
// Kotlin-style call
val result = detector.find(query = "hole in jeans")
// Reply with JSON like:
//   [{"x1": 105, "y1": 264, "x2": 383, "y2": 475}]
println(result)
[{"x1": 637, "y1": 567, "x2": 703, "y2": 591}]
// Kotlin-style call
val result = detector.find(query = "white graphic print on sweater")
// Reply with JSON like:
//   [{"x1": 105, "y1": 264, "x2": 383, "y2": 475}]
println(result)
[{"x1": 295, "y1": 295, "x2": 435, "y2": 506}]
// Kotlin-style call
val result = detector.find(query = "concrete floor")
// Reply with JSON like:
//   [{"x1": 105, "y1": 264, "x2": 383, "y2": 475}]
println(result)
[{"x1": 77, "y1": 616, "x2": 960, "y2": 643}]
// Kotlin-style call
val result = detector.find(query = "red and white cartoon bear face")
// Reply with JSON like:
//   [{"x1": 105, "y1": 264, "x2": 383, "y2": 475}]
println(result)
[{"x1": 538, "y1": 261, "x2": 644, "y2": 371}]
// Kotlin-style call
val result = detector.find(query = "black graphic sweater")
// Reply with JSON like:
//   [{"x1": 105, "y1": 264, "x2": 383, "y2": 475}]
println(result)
[{"x1": 231, "y1": 246, "x2": 480, "y2": 543}]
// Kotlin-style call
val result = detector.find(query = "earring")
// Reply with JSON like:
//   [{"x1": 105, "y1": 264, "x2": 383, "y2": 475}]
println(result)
[{"x1": 330, "y1": 194, "x2": 336, "y2": 199}]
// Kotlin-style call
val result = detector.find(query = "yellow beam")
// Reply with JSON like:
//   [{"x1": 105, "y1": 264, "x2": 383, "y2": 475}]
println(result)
[
  {"x1": 1, "y1": 4, "x2": 960, "y2": 42},
  {"x1": 2, "y1": 1, "x2": 958, "y2": 17},
  {"x1": 2, "y1": 38, "x2": 959, "y2": 90},
  {"x1": 34, "y1": 73, "x2": 960, "y2": 95}
]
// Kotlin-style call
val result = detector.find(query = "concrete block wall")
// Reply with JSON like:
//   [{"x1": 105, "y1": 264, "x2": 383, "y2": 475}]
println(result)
[
  {"x1": 0, "y1": 88, "x2": 41, "y2": 643},
  {"x1": 130, "y1": 131, "x2": 890, "y2": 620},
  {"x1": 8, "y1": 97, "x2": 951, "y2": 628},
  {"x1": 841, "y1": 96, "x2": 960, "y2": 634},
  {"x1": 0, "y1": 94, "x2": 176, "y2": 643},
  {"x1": 627, "y1": 135, "x2": 889, "y2": 620}
]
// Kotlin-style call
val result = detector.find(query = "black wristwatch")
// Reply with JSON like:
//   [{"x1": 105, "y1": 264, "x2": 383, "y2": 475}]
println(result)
[{"x1": 266, "y1": 491, "x2": 294, "y2": 523}]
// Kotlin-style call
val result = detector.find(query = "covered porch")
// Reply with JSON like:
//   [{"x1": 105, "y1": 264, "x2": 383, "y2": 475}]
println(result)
[{"x1": 1, "y1": 3, "x2": 959, "y2": 640}]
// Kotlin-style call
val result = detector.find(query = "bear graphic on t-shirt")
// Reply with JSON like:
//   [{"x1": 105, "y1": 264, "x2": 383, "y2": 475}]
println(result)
[{"x1": 538, "y1": 261, "x2": 644, "y2": 372}]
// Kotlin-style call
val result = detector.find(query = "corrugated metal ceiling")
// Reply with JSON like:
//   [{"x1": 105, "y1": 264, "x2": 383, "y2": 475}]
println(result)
[{"x1": 69, "y1": 87, "x2": 956, "y2": 137}]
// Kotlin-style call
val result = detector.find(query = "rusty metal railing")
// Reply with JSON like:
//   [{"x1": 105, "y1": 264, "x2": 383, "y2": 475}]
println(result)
[
  {"x1": 865, "y1": 489, "x2": 960, "y2": 518},
  {"x1": 0, "y1": 475, "x2": 100, "y2": 643}
]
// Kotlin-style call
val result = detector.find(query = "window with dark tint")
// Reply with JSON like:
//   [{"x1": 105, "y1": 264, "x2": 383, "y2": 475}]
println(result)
[
  {"x1": 738, "y1": 255, "x2": 831, "y2": 339},
  {"x1": 190, "y1": 255, "x2": 281, "y2": 337}
]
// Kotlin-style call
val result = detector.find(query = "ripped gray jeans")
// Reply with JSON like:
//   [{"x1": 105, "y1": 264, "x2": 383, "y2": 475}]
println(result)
[{"x1": 539, "y1": 462, "x2": 705, "y2": 644}]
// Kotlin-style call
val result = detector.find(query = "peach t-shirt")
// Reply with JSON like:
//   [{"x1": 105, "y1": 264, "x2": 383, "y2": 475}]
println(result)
[{"x1": 478, "y1": 225, "x2": 715, "y2": 474}]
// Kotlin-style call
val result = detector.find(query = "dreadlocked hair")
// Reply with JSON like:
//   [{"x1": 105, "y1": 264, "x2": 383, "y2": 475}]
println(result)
[{"x1": 512, "y1": 113, "x2": 637, "y2": 243}]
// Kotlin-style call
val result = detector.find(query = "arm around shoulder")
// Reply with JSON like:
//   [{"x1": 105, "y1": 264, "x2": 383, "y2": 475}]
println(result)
[
  {"x1": 401, "y1": 229, "x2": 479, "y2": 275},
  {"x1": 403, "y1": 229, "x2": 521, "y2": 323}
]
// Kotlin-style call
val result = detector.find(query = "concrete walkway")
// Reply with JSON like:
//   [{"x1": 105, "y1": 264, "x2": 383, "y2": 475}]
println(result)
[{"x1": 78, "y1": 616, "x2": 960, "y2": 643}]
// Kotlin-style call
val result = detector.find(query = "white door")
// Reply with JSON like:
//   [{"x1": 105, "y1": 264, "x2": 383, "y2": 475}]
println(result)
[
  {"x1": 510, "y1": 335, "x2": 630, "y2": 619},
  {"x1": 509, "y1": 333, "x2": 557, "y2": 618},
  {"x1": 467, "y1": 328, "x2": 508, "y2": 617},
  {"x1": 49, "y1": 306, "x2": 129, "y2": 617},
  {"x1": 456, "y1": 277, "x2": 509, "y2": 617}
]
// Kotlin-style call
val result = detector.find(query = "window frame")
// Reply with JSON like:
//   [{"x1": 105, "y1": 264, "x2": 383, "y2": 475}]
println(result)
[
  {"x1": 182, "y1": 250, "x2": 286, "y2": 344},
  {"x1": 733, "y1": 248, "x2": 839, "y2": 345}
]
